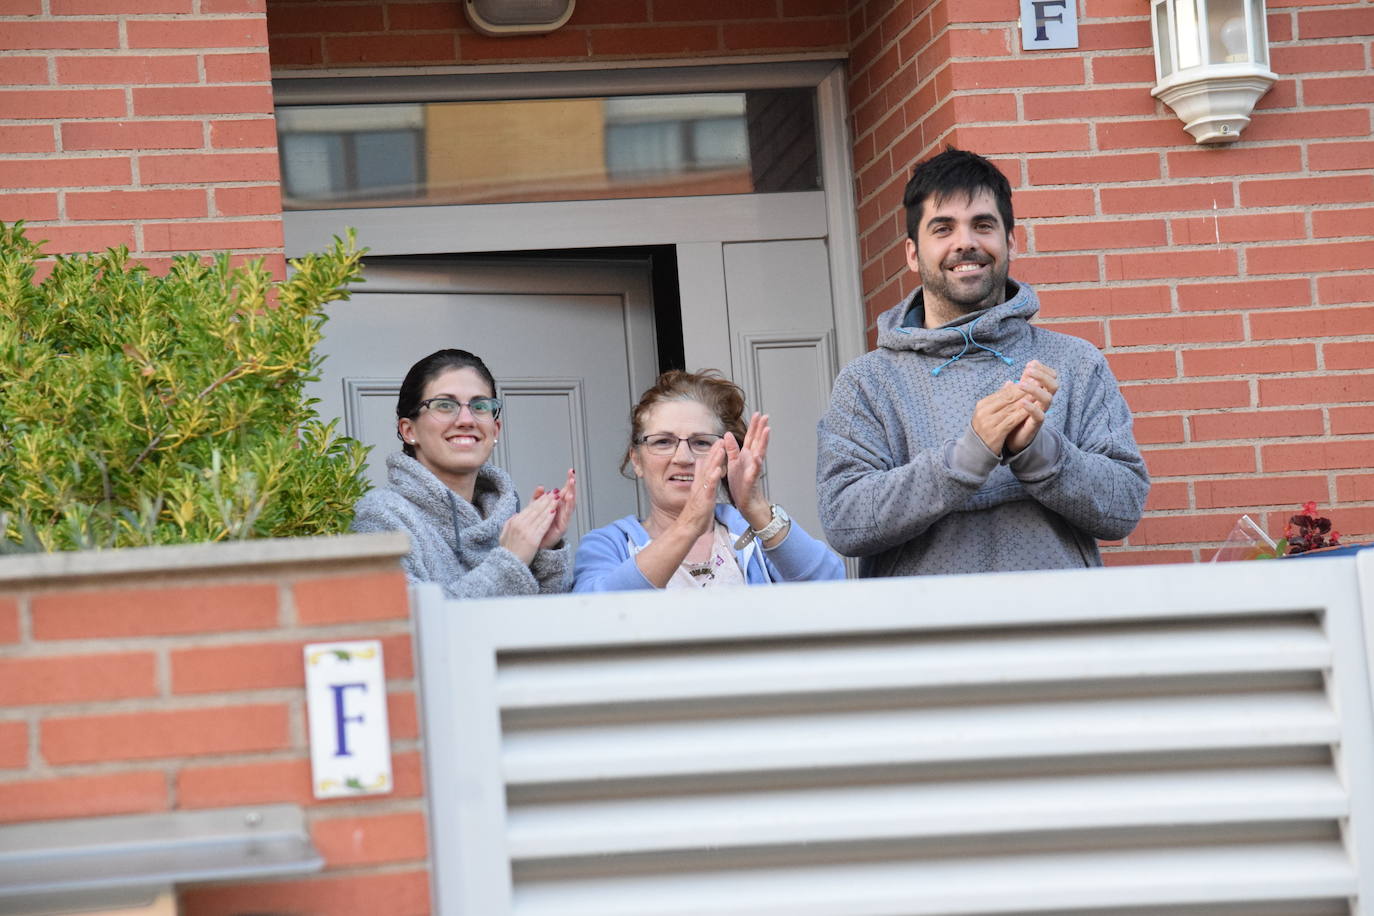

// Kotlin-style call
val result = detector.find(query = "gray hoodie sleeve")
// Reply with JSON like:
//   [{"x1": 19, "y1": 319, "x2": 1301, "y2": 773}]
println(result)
[
  {"x1": 434, "y1": 546, "x2": 543, "y2": 601},
  {"x1": 351, "y1": 495, "x2": 543, "y2": 600},
  {"x1": 530, "y1": 544, "x2": 572, "y2": 594},
  {"x1": 816, "y1": 369, "x2": 1000, "y2": 558},
  {"x1": 1004, "y1": 361, "x2": 1149, "y2": 541}
]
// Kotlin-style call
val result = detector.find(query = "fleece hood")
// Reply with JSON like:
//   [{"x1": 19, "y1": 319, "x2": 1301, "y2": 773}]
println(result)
[
  {"x1": 352, "y1": 451, "x2": 572, "y2": 600},
  {"x1": 600, "y1": 505, "x2": 763, "y2": 573},
  {"x1": 876, "y1": 280, "x2": 1040, "y2": 374},
  {"x1": 381, "y1": 451, "x2": 516, "y2": 557},
  {"x1": 571, "y1": 503, "x2": 846, "y2": 592}
]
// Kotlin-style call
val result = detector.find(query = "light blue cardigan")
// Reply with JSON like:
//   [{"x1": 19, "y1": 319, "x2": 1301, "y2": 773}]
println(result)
[{"x1": 572, "y1": 503, "x2": 845, "y2": 592}]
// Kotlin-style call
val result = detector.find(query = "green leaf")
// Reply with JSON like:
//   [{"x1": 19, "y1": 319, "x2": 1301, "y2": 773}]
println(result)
[{"x1": 0, "y1": 221, "x2": 373, "y2": 551}]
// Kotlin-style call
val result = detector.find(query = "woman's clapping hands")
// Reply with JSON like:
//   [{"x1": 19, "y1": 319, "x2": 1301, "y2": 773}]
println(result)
[
  {"x1": 724, "y1": 412, "x2": 772, "y2": 529},
  {"x1": 499, "y1": 468, "x2": 577, "y2": 564},
  {"x1": 676, "y1": 438, "x2": 727, "y2": 540},
  {"x1": 540, "y1": 468, "x2": 577, "y2": 550}
]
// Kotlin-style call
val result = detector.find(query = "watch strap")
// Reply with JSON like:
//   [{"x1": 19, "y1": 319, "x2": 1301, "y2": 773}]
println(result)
[{"x1": 734, "y1": 504, "x2": 787, "y2": 550}]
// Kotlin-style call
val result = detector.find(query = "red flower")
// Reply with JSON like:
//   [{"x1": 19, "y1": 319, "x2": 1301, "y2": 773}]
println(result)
[{"x1": 1285, "y1": 501, "x2": 1341, "y2": 555}]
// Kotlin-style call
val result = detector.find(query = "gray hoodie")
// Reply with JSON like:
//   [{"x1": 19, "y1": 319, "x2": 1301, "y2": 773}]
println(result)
[
  {"x1": 816, "y1": 280, "x2": 1149, "y2": 577},
  {"x1": 351, "y1": 452, "x2": 570, "y2": 599}
]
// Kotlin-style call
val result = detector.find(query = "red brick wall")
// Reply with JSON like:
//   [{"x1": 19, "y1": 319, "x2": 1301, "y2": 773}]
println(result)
[
  {"x1": 3, "y1": 0, "x2": 1371, "y2": 562},
  {"x1": 267, "y1": 0, "x2": 849, "y2": 68},
  {"x1": 848, "y1": 0, "x2": 1374, "y2": 561},
  {"x1": 0, "y1": 0, "x2": 285, "y2": 274},
  {"x1": 0, "y1": 540, "x2": 430, "y2": 916}
]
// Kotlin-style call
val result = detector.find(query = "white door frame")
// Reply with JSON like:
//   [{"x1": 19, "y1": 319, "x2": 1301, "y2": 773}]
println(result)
[{"x1": 274, "y1": 56, "x2": 867, "y2": 369}]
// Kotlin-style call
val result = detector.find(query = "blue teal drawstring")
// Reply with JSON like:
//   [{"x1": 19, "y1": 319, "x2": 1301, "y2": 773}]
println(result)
[{"x1": 930, "y1": 312, "x2": 1014, "y2": 376}]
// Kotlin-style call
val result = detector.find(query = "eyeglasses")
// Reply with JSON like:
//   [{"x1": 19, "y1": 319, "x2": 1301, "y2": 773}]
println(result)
[
  {"x1": 419, "y1": 396, "x2": 502, "y2": 420},
  {"x1": 637, "y1": 433, "x2": 722, "y2": 456}
]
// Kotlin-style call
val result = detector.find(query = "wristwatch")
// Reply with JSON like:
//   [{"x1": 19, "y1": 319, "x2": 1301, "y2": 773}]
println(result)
[{"x1": 733, "y1": 504, "x2": 790, "y2": 550}]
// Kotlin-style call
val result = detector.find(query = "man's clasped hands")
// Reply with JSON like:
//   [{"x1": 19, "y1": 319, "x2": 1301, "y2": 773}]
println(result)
[{"x1": 971, "y1": 359, "x2": 1060, "y2": 458}]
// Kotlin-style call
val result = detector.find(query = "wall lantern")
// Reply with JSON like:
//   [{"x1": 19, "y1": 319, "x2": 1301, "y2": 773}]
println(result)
[
  {"x1": 464, "y1": 0, "x2": 575, "y2": 36},
  {"x1": 1150, "y1": 0, "x2": 1276, "y2": 143}
]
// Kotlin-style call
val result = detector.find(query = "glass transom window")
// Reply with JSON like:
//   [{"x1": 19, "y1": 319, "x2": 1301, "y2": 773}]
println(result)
[{"x1": 276, "y1": 89, "x2": 819, "y2": 210}]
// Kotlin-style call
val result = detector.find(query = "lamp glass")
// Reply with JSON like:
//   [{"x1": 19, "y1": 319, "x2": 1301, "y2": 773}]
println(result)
[
  {"x1": 1153, "y1": 0, "x2": 1175, "y2": 78},
  {"x1": 1248, "y1": 0, "x2": 1270, "y2": 65},
  {"x1": 1207, "y1": 0, "x2": 1249, "y2": 64},
  {"x1": 1176, "y1": 0, "x2": 1203, "y2": 70},
  {"x1": 467, "y1": 0, "x2": 571, "y2": 26}
]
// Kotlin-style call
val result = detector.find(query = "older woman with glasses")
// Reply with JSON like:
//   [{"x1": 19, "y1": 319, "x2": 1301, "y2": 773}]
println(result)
[
  {"x1": 573, "y1": 370, "x2": 842, "y2": 591},
  {"x1": 352, "y1": 348, "x2": 576, "y2": 598}
]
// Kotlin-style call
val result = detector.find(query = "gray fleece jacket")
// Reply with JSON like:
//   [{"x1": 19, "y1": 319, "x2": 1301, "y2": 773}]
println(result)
[
  {"x1": 816, "y1": 280, "x2": 1149, "y2": 577},
  {"x1": 351, "y1": 452, "x2": 570, "y2": 599}
]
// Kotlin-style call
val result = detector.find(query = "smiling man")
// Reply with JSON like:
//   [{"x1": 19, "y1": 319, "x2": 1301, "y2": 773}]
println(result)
[{"x1": 816, "y1": 147, "x2": 1150, "y2": 577}]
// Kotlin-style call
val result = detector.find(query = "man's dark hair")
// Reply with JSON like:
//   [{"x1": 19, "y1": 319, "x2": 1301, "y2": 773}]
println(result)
[{"x1": 903, "y1": 147, "x2": 1014, "y2": 243}]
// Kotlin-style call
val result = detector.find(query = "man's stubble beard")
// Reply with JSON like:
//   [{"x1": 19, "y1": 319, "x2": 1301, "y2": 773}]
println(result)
[{"x1": 919, "y1": 255, "x2": 1010, "y2": 323}]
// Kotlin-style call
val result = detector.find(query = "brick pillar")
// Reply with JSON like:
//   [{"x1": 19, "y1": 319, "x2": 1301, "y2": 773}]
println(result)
[
  {"x1": 847, "y1": 0, "x2": 1374, "y2": 559},
  {"x1": 0, "y1": 534, "x2": 430, "y2": 915},
  {"x1": 848, "y1": 0, "x2": 946, "y2": 331},
  {"x1": 0, "y1": 0, "x2": 284, "y2": 275}
]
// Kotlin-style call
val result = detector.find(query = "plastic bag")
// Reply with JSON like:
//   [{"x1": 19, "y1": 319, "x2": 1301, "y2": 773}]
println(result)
[{"x1": 1209, "y1": 514, "x2": 1279, "y2": 562}]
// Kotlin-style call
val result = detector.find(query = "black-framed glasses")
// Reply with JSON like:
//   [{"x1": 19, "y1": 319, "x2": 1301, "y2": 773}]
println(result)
[
  {"x1": 637, "y1": 433, "x2": 722, "y2": 456},
  {"x1": 419, "y1": 396, "x2": 502, "y2": 420}
]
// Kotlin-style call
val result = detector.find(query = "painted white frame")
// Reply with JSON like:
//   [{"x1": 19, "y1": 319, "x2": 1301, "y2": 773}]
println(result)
[
  {"x1": 274, "y1": 57, "x2": 867, "y2": 369},
  {"x1": 414, "y1": 554, "x2": 1374, "y2": 915}
]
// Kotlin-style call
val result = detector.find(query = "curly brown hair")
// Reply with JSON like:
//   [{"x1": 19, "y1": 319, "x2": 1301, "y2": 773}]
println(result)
[{"x1": 619, "y1": 369, "x2": 749, "y2": 478}]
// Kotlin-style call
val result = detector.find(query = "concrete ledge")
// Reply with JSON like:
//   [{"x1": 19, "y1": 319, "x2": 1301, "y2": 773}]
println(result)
[
  {"x1": 0, "y1": 531, "x2": 411, "y2": 586},
  {"x1": 0, "y1": 805, "x2": 322, "y2": 910}
]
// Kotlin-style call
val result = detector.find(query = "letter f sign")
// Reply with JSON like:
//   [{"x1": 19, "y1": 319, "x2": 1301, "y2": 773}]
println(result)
[
  {"x1": 305, "y1": 640, "x2": 393, "y2": 799},
  {"x1": 1032, "y1": 0, "x2": 1067, "y2": 40},
  {"x1": 1021, "y1": 0, "x2": 1078, "y2": 49},
  {"x1": 331, "y1": 681, "x2": 367, "y2": 757}
]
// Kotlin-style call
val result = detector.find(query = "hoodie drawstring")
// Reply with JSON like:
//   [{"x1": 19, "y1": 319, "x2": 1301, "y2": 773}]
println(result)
[{"x1": 930, "y1": 312, "x2": 1014, "y2": 376}]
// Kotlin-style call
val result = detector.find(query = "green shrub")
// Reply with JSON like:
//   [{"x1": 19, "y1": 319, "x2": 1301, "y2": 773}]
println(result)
[{"x1": 0, "y1": 221, "x2": 371, "y2": 552}]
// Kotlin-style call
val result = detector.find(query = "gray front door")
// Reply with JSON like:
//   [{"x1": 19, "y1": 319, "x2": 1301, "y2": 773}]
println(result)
[
  {"x1": 309, "y1": 257, "x2": 658, "y2": 547},
  {"x1": 678, "y1": 237, "x2": 838, "y2": 540}
]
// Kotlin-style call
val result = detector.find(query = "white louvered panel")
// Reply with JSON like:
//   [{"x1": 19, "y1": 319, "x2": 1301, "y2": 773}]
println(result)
[
  {"x1": 414, "y1": 554, "x2": 1374, "y2": 916},
  {"x1": 510, "y1": 843, "x2": 1356, "y2": 916},
  {"x1": 506, "y1": 766, "x2": 1347, "y2": 860},
  {"x1": 1037, "y1": 906, "x2": 1351, "y2": 916},
  {"x1": 501, "y1": 690, "x2": 1337, "y2": 785},
  {"x1": 496, "y1": 619, "x2": 1331, "y2": 709}
]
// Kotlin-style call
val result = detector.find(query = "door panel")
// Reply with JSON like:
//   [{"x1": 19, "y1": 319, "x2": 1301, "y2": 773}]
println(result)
[
  {"x1": 309, "y1": 259, "x2": 657, "y2": 548},
  {"x1": 675, "y1": 241, "x2": 731, "y2": 376},
  {"x1": 721, "y1": 238, "x2": 837, "y2": 538},
  {"x1": 490, "y1": 377, "x2": 591, "y2": 542},
  {"x1": 733, "y1": 330, "x2": 837, "y2": 536}
]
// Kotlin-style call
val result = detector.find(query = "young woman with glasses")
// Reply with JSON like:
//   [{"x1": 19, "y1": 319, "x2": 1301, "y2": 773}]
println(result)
[
  {"x1": 572, "y1": 370, "x2": 842, "y2": 591},
  {"x1": 352, "y1": 348, "x2": 576, "y2": 598}
]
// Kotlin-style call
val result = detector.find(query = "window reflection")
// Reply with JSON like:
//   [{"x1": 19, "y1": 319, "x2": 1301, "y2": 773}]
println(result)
[
  {"x1": 276, "y1": 90, "x2": 818, "y2": 210},
  {"x1": 603, "y1": 95, "x2": 749, "y2": 178},
  {"x1": 278, "y1": 105, "x2": 425, "y2": 204}
]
